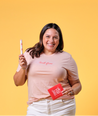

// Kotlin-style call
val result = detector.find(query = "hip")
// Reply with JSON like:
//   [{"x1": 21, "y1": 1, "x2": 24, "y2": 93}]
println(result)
[{"x1": 27, "y1": 98, "x2": 76, "y2": 116}]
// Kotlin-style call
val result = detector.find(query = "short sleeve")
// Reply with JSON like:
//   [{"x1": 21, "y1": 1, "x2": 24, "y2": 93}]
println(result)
[
  {"x1": 67, "y1": 56, "x2": 79, "y2": 81},
  {"x1": 16, "y1": 51, "x2": 33, "y2": 72}
]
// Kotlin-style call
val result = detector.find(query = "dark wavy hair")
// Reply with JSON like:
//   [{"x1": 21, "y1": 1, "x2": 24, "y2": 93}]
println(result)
[{"x1": 26, "y1": 23, "x2": 64, "y2": 58}]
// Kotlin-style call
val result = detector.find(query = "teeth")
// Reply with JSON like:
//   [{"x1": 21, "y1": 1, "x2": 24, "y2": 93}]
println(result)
[{"x1": 48, "y1": 43, "x2": 54, "y2": 45}]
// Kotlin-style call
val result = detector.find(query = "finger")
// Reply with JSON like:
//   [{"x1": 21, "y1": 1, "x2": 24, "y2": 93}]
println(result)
[
  {"x1": 62, "y1": 88, "x2": 73, "y2": 95},
  {"x1": 68, "y1": 89, "x2": 74, "y2": 95},
  {"x1": 19, "y1": 54, "x2": 25, "y2": 60},
  {"x1": 62, "y1": 88, "x2": 67, "y2": 94},
  {"x1": 20, "y1": 62, "x2": 27, "y2": 68},
  {"x1": 68, "y1": 91, "x2": 74, "y2": 95},
  {"x1": 20, "y1": 59, "x2": 25, "y2": 63},
  {"x1": 66, "y1": 89, "x2": 72, "y2": 92},
  {"x1": 19, "y1": 56, "x2": 25, "y2": 60},
  {"x1": 20, "y1": 58, "x2": 26, "y2": 62},
  {"x1": 19, "y1": 54, "x2": 24, "y2": 57},
  {"x1": 21, "y1": 62, "x2": 26, "y2": 65},
  {"x1": 62, "y1": 88, "x2": 70, "y2": 95},
  {"x1": 19, "y1": 57, "x2": 26, "y2": 64},
  {"x1": 20, "y1": 60, "x2": 27, "y2": 65}
]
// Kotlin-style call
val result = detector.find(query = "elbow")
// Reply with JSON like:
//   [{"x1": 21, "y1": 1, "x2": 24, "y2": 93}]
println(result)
[
  {"x1": 80, "y1": 83, "x2": 82, "y2": 92},
  {"x1": 14, "y1": 82, "x2": 19, "y2": 86},
  {"x1": 73, "y1": 82, "x2": 82, "y2": 95},
  {"x1": 13, "y1": 75, "x2": 19, "y2": 86},
  {"x1": 13, "y1": 76, "x2": 25, "y2": 86},
  {"x1": 13, "y1": 78, "x2": 18, "y2": 86},
  {"x1": 13, "y1": 72, "x2": 26, "y2": 86},
  {"x1": 77, "y1": 83, "x2": 82, "y2": 95},
  {"x1": 13, "y1": 80, "x2": 21, "y2": 86}
]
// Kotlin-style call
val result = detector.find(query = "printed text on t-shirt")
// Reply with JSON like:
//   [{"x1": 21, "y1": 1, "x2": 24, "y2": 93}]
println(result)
[{"x1": 39, "y1": 61, "x2": 53, "y2": 65}]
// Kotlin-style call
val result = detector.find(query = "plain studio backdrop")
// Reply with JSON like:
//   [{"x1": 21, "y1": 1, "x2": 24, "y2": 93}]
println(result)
[{"x1": 0, "y1": 0, "x2": 98, "y2": 115}]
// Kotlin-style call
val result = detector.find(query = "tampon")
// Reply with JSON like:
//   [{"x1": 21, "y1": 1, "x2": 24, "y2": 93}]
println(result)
[{"x1": 20, "y1": 40, "x2": 23, "y2": 54}]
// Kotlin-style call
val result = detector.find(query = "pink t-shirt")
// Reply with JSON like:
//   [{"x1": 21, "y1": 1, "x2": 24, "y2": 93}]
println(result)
[{"x1": 17, "y1": 51, "x2": 79, "y2": 105}]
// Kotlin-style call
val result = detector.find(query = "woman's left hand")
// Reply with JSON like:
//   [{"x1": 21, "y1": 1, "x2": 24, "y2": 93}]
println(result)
[{"x1": 62, "y1": 87, "x2": 74, "y2": 96}]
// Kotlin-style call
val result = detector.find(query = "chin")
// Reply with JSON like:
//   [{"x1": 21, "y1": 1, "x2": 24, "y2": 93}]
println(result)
[{"x1": 47, "y1": 49, "x2": 55, "y2": 53}]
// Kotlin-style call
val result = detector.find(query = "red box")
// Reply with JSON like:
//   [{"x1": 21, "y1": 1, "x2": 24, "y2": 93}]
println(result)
[{"x1": 48, "y1": 83, "x2": 63, "y2": 100}]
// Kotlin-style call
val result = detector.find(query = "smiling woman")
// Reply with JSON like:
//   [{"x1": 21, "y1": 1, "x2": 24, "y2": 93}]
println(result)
[
  {"x1": 26, "y1": 23, "x2": 64, "y2": 58},
  {"x1": 13, "y1": 23, "x2": 82, "y2": 116},
  {"x1": 43, "y1": 28, "x2": 60, "y2": 55}
]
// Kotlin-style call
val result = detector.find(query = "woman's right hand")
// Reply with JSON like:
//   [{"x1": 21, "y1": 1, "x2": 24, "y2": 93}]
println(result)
[{"x1": 19, "y1": 54, "x2": 27, "y2": 69}]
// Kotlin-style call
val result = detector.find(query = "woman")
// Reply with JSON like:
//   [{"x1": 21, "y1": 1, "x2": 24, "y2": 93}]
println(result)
[{"x1": 13, "y1": 23, "x2": 82, "y2": 116}]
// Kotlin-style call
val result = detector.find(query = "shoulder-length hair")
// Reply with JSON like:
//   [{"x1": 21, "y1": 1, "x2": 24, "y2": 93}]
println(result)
[{"x1": 26, "y1": 23, "x2": 64, "y2": 58}]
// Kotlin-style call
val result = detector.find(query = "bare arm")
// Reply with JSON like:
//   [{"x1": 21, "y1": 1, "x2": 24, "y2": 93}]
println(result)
[
  {"x1": 71, "y1": 79, "x2": 82, "y2": 95},
  {"x1": 62, "y1": 79, "x2": 82, "y2": 95},
  {"x1": 13, "y1": 69, "x2": 27, "y2": 86},
  {"x1": 13, "y1": 54, "x2": 27, "y2": 86}
]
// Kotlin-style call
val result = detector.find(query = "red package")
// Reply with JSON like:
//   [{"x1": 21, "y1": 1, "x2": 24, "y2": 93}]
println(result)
[{"x1": 48, "y1": 83, "x2": 64, "y2": 100}]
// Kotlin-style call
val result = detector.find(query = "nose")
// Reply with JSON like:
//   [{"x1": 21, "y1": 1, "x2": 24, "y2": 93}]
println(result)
[{"x1": 50, "y1": 37, "x2": 54, "y2": 43}]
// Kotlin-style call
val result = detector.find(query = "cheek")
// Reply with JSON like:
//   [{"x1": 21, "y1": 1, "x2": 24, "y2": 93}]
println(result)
[
  {"x1": 43, "y1": 38, "x2": 48, "y2": 47},
  {"x1": 43, "y1": 38, "x2": 46, "y2": 45},
  {"x1": 55, "y1": 39, "x2": 59, "y2": 46}
]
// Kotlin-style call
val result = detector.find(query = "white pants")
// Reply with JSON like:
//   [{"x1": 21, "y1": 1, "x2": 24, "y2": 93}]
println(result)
[{"x1": 26, "y1": 98, "x2": 76, "y2": 116}]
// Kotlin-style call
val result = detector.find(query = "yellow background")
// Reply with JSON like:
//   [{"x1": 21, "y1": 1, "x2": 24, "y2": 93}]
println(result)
[{"x1": 0, "y1": 0, "x2": 98, "y2": 115}]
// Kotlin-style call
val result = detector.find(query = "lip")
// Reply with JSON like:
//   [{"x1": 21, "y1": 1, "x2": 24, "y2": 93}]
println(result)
[{"x1": 47, "y1": 43, "x2": 55, "y2": 47}]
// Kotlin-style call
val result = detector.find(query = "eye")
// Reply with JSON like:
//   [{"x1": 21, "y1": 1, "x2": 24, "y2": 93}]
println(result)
[
  {"x1": 46, "y1": 35, "x2": 50, "y2": 38},
  {"x1": 54, "y1": 36, "x2": 58, "y2": 39}
]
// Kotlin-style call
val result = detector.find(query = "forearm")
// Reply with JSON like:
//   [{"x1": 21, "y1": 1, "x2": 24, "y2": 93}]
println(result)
[
  {"x1": 13, "y1": 68, "x2": 27, "y2": 86},
  {"x1": 72, "y1": 82, "x2": 82, "y2": 95}
]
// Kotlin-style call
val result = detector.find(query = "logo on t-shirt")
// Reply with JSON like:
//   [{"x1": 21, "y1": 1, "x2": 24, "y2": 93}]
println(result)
[{"x1": 39, "y1": 61, "x2": 53, "y2": 65}]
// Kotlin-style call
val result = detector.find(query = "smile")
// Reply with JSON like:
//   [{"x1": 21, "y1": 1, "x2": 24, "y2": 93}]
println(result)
[{"x1": 47, "y1": 43, "x2": 55, "y2": 47}]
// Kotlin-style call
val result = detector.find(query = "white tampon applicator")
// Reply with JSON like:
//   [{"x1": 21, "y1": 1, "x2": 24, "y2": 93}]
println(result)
[{"x1": 20, "y1": 40, "x2": 23, "y2": 54}]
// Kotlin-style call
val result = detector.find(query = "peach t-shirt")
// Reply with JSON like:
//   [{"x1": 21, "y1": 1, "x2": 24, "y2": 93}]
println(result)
[{"x1": 17, "y1": 51, "x2": 79, "y2": 105}]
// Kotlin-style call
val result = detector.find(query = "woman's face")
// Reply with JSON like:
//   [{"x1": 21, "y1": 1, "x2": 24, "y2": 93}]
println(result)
[{"x1": 43, "y1": 28, "x2": 60, "y2": 54}]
